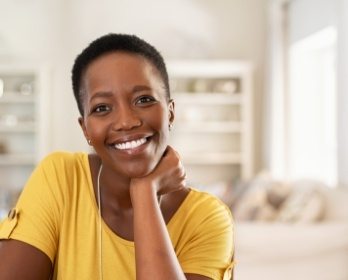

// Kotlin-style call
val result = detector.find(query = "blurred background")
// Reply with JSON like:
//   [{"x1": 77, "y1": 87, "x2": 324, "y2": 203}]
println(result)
[{"x1": 0, "y1": 0, "x2": 348, "y2": 279}]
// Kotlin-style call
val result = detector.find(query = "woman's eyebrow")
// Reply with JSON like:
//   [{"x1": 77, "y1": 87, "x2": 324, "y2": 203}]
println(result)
[
  {"x1": 132, "y1": 85, "x2": 152, "y2": 92},
  {"x1": 89, "y1": 86, "x2": 153, "y2": 102},
  {"x1": 89, "y1": 91, "x2": 113, "y2": 101}
]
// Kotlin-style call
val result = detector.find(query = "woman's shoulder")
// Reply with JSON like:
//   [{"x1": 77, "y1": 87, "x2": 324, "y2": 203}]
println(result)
[
  {"x1": 33, "y1": 151, "x2": 91, "y2": 183},
  {"x1": 41, "y1": 150, "x2": 87, "y2": 162},
  {"x1": 169, "y1": 188, "x2": 233, "y2": 243},
  {"x1": 187, "y1": 188, "x2": 231, "y2": 211},
  {"x1": 179, "y1": 188, "x2": 233, "y2": 224},
  {"x1": 26, "y1": 151, "x2": 92, "y2": 201},
  {"x1": 39, "y1": 151, "x2": 88, "y2": 168}
]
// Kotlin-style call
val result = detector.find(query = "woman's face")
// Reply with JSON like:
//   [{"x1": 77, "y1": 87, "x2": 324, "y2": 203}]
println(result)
[{"x1": 79, "y1": 51, "x2": 174, "y2": 178}]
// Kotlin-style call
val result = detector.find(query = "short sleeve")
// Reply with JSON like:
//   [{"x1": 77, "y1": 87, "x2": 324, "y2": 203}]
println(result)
[
  {"x1": 0, "y1": 153, "x2": 64, "y2": 263},
  {"x1": 179, "y1": 196, "x2": 234, "y2": 280}
]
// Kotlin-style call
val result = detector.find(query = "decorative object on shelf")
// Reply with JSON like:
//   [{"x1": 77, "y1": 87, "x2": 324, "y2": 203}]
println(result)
[
  {"x1": 19, "y1": 115, "x2": 35, "y2": 124},
  {"x1": 182, "y1": 107, "x2": 204, "y2": 122},
  {"x1": 191, "y1": 79, "x2": 210, "y2": 93},
  {"x1": 212, "y1": 80, "x2": 238, "y2": 94},
  {"x1": 0, "y1": 114, "x2": 18, "y2": 127},
  {"x1": 18, "y1": 81, "x2": 34, "y2": 96}
]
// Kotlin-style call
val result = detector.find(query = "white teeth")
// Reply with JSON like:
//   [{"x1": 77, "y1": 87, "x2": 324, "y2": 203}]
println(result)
[{"x1": 114, "y1": 138, "x2": 147, "y2": 150}]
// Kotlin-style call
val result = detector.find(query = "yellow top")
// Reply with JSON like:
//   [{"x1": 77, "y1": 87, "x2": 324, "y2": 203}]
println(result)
[{"x1": 0, "y1": 152, "x2": 234, "y2": 280}]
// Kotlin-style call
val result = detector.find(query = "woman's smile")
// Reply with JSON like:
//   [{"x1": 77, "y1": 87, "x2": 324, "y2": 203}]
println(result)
[
  {"x1": 113, "y1": 137, "x2": 148, "y2": 150},
  {"x1": 108, "y1": 134, "x2": 152, "y2": 156}
]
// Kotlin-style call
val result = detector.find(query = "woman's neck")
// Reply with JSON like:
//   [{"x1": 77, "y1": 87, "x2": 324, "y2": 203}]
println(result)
[
  {"x1": 89, "y1": 154, "x2": 133, "y2": 213},
  {"x1": 101, "y1": 164, "x2": 133, "y2": 210}
]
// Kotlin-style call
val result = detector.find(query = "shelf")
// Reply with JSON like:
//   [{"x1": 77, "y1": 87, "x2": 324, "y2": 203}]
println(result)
[
  {"x1": 167, "y1": 60, "x2": 253, "y2": 183},
  {"x1": 0, "y1": 154, "x2": 36, "y2": 165},
  {"x1": 167, "y1": 60, "x2": 253, "y2": 77},
  {"x1": 173, "y1": 93, "x2": 242, "y2": 105},
  {"x1": 173, "y1": 121, "x2": 242, "y2": 133},
  {"x1": 182, "y1": 152, "x2": 242, "y2": 165},
  {"x1": 0, "y1": 64, "x2": 49, "y2": 193},
  {"x1": 0, "y1": 123, "x2": 36, "y2": 133},
  {"x1": 0, "y1": 93, "x2": 35, "y2": 103}
]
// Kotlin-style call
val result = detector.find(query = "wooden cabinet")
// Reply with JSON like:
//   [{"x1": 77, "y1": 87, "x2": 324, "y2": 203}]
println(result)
[{"x1": 167, "y1": 60, "x2": 254, "y2": 192}]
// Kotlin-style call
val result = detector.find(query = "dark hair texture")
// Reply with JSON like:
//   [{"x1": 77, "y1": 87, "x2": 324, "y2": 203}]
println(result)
[{"x1": 71, "y1": 33, "x2": 170, "y2": 116}]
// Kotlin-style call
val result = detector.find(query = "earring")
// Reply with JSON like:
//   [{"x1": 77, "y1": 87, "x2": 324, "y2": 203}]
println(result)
[
  {"x1": 169, "y1": 123, "x2": 173, "y2": 131},
  {"x1": 87, "y1": 139, "x2": 92, "y2": 145}
]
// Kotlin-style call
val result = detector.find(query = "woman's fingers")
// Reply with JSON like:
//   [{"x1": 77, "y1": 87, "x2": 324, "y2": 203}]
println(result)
[
  {"x1": 130, "y1": 145, "x2": 186, "y2": 195},
  {"x1": 153, "y1": 146, "x2": 187, "y2": 195}
]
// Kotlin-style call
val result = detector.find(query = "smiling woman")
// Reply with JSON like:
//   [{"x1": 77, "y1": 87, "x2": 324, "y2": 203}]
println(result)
[
  {"x1": 0, "y1": 34, "x2": 234, "y2": 280},
  {"x1": 79, "y1": 51, "x2": 172, "y2": 178}
]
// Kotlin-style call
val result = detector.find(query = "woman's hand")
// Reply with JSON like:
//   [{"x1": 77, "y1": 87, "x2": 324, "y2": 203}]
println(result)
[
  {"x1": 130, "y1": 146, "x2": 188, "y2": 280},
  {"x1": 130, "y1": 146, "x2": 186, "y2": 196}
]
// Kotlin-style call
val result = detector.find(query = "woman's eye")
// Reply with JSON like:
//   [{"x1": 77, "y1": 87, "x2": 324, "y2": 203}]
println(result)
[
  {"x1": 136, "y1": 96, "x2": 156, "y2": 104},
  {"x1": 92, "y1": 104, "x2": 111, "y2": 113}
]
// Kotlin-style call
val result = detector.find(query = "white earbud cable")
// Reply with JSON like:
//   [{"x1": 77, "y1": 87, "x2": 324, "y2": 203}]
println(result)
[{"x1": 97, "y1": 163, "x2": 104, "y2": 280}]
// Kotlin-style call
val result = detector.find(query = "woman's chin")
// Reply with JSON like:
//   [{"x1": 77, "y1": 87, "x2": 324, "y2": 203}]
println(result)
[
  {"x1": 126, "y1": 169, "x2": 152, "y2": 179},
  {"x1": 123, "y1": 163, "x2": 156, "y2": 179},
  {"x1": 116, "y1": 151, "x2": 163, "y2": 179}
]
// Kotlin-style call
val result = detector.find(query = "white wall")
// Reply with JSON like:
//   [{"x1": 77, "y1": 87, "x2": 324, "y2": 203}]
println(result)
[
  {"x1": 0, "y1": 0, "x2": 64, "y2": 61},
  {"x1": 337, "y1": 0, "x2": 348, "y2": 187},
  {"x1": 0, "y1": 0, "x2": 268, "y2": 171},
  {"x1": 288, "y1": 0, "x2": 338, "y2": 43}
]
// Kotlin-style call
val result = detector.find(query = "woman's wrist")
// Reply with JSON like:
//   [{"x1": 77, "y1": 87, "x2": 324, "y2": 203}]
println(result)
[{"x1": 130, "y1": 179, "x2": 158, "y2": 205}]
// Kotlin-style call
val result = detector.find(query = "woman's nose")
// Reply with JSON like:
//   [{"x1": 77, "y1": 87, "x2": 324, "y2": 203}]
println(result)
[{"x1": 112, "y1": 104, "x2": 142, "y2": 131}]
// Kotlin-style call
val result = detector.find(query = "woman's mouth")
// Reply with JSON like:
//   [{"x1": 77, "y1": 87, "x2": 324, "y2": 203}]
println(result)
[{"x1": 113, "y1": 137, "x2": 148, "y2": 150}]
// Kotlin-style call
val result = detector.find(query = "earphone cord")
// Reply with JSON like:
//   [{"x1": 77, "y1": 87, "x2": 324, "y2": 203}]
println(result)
[
  {"x1": 96, "y1": 163, "x2": 164, "y2": 280},
  {"x1": 97, "y1": 163, "x2": 104, "y2": 280}
]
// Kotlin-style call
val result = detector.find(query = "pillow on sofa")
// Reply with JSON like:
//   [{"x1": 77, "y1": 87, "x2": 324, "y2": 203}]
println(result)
[
  {"x1": 232, "y1": 172, "x2": 291, "y2": 221},
  {"x1": 276, "y1": 180, "x2": 326, "y2": 223}
]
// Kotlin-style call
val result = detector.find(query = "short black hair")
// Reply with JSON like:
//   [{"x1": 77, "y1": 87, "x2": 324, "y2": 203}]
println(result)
[{"x1": 71, "y1": 33, "x2": 170, "y2": 116}]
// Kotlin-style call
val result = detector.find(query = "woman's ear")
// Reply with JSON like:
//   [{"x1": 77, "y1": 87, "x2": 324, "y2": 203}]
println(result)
[
  {"x1": 168, "y1": 99, "x2": 175, "y2": 124},
  {"x1": 78, "y1": 117, "x2": 90, "y2": 143}
]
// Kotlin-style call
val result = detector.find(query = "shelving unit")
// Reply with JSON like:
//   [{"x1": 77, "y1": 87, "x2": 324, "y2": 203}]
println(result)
[
  {"x1": 0, "y1": 64, "x2": 50, "y2": 216},
  {"x1": 167, "y1": 60, "x2": 254, "y2": 190}
]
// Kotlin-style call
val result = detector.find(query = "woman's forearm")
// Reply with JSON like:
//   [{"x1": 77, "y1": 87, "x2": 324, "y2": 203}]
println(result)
[{"x1": 131, "y1": 185, "x2": 186, "y2": 280}]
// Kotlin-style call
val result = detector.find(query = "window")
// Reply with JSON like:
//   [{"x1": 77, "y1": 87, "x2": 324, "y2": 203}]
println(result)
[{"x1": 288, "y1": 26, "x2": 337, "y2": 186}]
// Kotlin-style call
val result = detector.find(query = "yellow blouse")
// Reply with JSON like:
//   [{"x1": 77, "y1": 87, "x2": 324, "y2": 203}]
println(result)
[{"x1": 0, "y1": 152, "x2": 234, "y2": 280}]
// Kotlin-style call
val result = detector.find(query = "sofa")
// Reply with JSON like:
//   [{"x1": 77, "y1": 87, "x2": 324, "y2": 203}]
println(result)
[{"x1": 233, "y1": 187, "x2": 348, "y2": 280}]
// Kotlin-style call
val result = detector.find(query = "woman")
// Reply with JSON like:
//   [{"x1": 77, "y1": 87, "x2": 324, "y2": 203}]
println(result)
[{"x1": 0, "y1": 34, "x2": 234, "y2": 280}]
